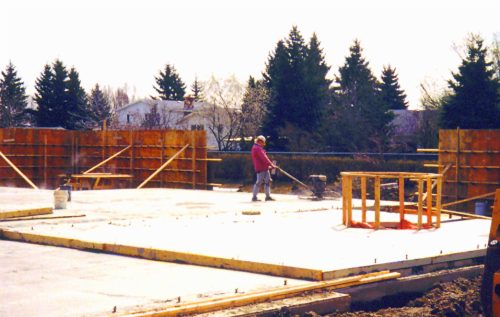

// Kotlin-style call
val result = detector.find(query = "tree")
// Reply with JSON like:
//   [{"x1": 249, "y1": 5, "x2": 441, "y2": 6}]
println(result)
[
  {"x1": 440, "y1": 34, "x2": 500, "y2": 129},
  {"x1": 141, "y1": 104, "x2": 161, "y2": 129},
  {"x1": 240, "y1": 76, "x2": 269, "y2": 149},
  {"x1": 417, "y1": 80, "x2": 450, "y2": 148},
  {"x1": 0, "y1": 62, "x2": 29, "y2": 127},
  {"x1": 88, "y1": 83, "x2": 112, "y2": 128},
  {"x1": 66, "y1": 67, "x2": 90, "y2": 129},
  {"x1": 33, "y1": 60, "x2": 90, "y2": 129},
  {"x1": 191, "y1": 75, "x2": 204, "y2": 101},
  {"x1": 380, "y1": 65, "x2": 408, "y2": 110},
  {"x1": 153, "y1": 64, "x2": 186, "y2": 100},
  {"x1": 262, "y1": 26, "x2": 331, "y2": 150},
  {"x1": 33, "y1": 64, "x2": 56, "y2": 127},
  {"x1": 201, "y1": 75, "x2": 244, "y2": 150},
  {"x1": 330, "y1": 40, "x2": 393, "y2": 152}
]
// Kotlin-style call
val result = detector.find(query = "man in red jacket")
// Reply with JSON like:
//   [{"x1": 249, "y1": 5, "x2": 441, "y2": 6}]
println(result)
[{"x1": 251, "y1": 135, "x2": 277, "y2": 202}]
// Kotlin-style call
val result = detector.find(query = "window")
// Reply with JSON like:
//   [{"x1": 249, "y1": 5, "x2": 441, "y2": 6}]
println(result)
[{"x1": 191, "y1": 124, "x2": 204, "y2": 131}]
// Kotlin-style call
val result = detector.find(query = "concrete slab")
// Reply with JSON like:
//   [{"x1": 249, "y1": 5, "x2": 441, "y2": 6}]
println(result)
[
  {"x1": 0, "y1": 187, "x2": 491, "y2": 281},
  {"x1": 0, "y1": 239, "x2": 308, "y2": 317}
]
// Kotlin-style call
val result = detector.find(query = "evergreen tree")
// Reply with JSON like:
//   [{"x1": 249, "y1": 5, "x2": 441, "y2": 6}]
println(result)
[
  {"x1": 88, "y1": 83, "x2": 112, "y2": 128},
  {"x1": 0, "y1": 62, "x2": 29, "y2": 127},
  {"x1": 153, "y1": 64, "x2": 186, "y2": 100},
  {"x1": 332, "y1": 40, "x2": 393, "y2": 152},
  {"x1": 262, "y1": 40, "x2": 289, "y2": 148},
  {"x1": 33, "y1": 60, "x2": 90, "y2": 129},
  {"x1": 190, "y1": 75, "x2": 204, "y2": 101},
  {"x1": 51, "y1": 60, "x2": 70, "y2": 127},
  {"x1": 304, "y1": 33, "x2": 332, "y2": 129},
  {"x1": 33, "y1": 64, "x2": 57, "y2": 127},
  {"x1": 441, "y1": 35, "x2": 500, "y2": 129},
  {"x1": 380, "y1": 65, "x2": 408, "y2": 110},
  {"x1": 262, "y1": 26, "x2": 331, "y2": 150},
  {"x1": 66, "y1": 67, "x2": 90, "y2": 129}
]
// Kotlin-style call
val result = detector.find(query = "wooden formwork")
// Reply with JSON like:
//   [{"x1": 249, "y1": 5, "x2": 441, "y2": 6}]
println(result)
[
  {"x1": 341, "y1": 171, "x2": 442, "y2": 230},
  {"x1": 0, "y1": 128, "x2": 207, "y2": 189},
  {"x1": 439, "y1": 129, "x2": 500, "y2": 212}
]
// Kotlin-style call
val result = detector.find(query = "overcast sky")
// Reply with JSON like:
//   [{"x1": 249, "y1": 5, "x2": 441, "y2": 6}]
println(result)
[{"x1": 2, "y1": 0, "x2": 499, "y2": 108}]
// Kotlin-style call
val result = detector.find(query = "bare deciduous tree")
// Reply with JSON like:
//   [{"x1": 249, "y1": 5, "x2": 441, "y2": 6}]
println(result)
[{"x1": 201, "y1": 75, "x2": 244, "y2": 150}]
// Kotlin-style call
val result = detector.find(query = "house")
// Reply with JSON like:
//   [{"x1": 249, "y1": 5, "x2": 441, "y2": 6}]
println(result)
[
  {"x1": 115, "y1": 97, "x2": 220, "y2": 149},
  {"x1": 389, "y1": 109, "x2": 439, "y2": 151}
]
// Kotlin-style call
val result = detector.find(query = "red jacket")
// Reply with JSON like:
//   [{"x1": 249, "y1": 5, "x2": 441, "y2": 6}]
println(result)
[{"x1": 251, "y1": 144, "x2": 273, "y2": 173}]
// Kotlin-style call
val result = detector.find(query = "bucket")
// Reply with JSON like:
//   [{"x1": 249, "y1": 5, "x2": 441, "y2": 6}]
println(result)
[
  {"x1": 54, "y1": 189, "x2": 68, "y2": 209},
  {"x1": 475, "y1": 201, "x2": 488, "y2": 216},
  {"x1": 59, "y1": 185, "x2": 72, "y2": 201}
]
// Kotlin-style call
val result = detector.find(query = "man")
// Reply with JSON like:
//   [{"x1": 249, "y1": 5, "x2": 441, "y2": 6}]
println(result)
[{"x1": 251, "y1": 135, "x2": 277, "y2": 202}]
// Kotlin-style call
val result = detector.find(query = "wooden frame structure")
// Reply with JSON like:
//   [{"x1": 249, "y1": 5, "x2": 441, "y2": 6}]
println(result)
[
  {"x1": 0, "y1": 128, "x2": 208, "y2": 189},
  {"x1": 341, "y1": 171, "x2": 442, "y2": 230}
]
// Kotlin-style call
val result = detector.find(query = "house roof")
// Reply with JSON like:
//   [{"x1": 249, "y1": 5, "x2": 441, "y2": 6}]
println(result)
[{"x1": 117, "y1": 99, "x2": 206, "y2": 114}]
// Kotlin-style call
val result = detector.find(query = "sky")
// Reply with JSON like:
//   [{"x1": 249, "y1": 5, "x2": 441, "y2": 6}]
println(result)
[{"x1": 2, "y1": 0, "x2": 500, "y2": 109}]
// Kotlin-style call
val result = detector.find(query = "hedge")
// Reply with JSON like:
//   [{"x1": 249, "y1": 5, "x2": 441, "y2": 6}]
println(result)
[{"x1": 207, "y1": 152, "x2": 435, "y2": 185}]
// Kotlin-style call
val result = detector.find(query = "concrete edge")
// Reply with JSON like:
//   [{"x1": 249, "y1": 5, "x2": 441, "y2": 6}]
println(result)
[
  {"x1": 323, "y1": 249, "x2": 486, "y2": 279},
  {"x1": 337, "y1": 264, "x2": 484, "y2": 304},
  {"x1": 0, "y1": 228, "x2": 323, "y2": 281}
]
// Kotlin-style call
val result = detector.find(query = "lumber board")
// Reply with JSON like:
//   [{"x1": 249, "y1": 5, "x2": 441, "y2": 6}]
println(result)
[
  {"x1": 120, "y1": 271, "x2": 400, "y2": 317},
  {"x1": 0, "y1": 207, "x2": 52, "y2": 220}
]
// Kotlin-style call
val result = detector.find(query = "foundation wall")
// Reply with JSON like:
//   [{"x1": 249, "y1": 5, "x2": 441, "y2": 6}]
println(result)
[
  {"x1": 0, "y1": 128, "x2": 207, "y2": 189},
  {"x1": 439, "y1": 129, "x2": 500, "y2": 212}
]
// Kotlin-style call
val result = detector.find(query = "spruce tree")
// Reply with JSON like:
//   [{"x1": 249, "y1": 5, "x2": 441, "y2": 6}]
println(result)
[
  {"x1": 153, "y1": 64, "x2": 186, "y2": 100},
  {"x1": 0, "y1": 62, "x2": 29, "y2": 127},
  {"x1": 333, "y1": 40, "x2": 393, "y2": 152},
  {"x1": 304, "y1": 33, "x2": 332, "y2": 129},
  {"x1": 33, "y1": 60, "x2": 90, "y2": 129},
  {"x1": 262, "y1": 26, "x2": 331, "y2": 150},
  {"x1": 33, "y1": 64, "x2": 57, "y2": 127},
  {"x1": 190, "y1": 75, "x2": 204, "y2": 101},
  {"x1": 262, "y1": 40, "x2": 289, "y2": 148},
  {"x1": 51, "y1": 60, "x2": 70, "y2": 127},
  {"x1": 66, "y1": 67, "x2": 89, "y2": 129},
  {"x1": 380, "y1": 65, "x2": 408, "y2": 110},
  {"x1": 88, "y1": 83, "x2": 112, "y2": 128},
  {"x1": 441, "y1": 35, "x2": 500, "y2": 129}
]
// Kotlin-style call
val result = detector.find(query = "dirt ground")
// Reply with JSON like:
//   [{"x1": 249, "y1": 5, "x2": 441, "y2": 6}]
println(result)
[{"x1": 296, "y1": 276, "x2": 483, "y2": 317}]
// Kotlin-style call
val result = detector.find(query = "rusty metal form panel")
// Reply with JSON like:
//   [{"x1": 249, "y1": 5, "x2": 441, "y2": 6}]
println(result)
[
  {"x1": 0, "y1": 128, "x2": 72, "y2": 189},
  {"x1": 0, "y1": 128, "x2": 207, "y2": 190},
  {"x1": 439, "y1": 129, "x2": 500, "y2": 212},
  {"x1": 38, "y1": 129, "x2": 73, "y2": 188}
]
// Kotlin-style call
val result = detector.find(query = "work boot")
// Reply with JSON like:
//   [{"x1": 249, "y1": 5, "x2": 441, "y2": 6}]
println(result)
[
  {"x1": 265, "y1": 196, "x2": 275, "y2": 201},
  {"x1": 252, "y1": 197, "x2": 260, "y2": 202}
]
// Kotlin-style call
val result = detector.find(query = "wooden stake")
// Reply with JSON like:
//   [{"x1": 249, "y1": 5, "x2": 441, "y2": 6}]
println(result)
[
  {"x1": 436, "y1": 176, "x2": 442, "y2": 228},
  {"x1": 374, "y1": 176, "x2": 380, "y2": 229},
  {"x1": 442, "y1": 191, "x2": 496, "y2": 208},
  {"x1": 0, "y1": 150, "x2": 38, "y2": 189},
  {"x1": 361, "y1": 176, "x2": 367, "y2": 223},
  {"x1": 191, "y1": 132, "x2": 196, "y2": 189},
  {"x1": 426, "y1": 177, "x2": 432, "y2": 226},
  {"x1": 399, "y1": 176, "x2": 404, "y2": 223},
  {"x1": 137, "y1": 144, "x2": 189, "y2": 189},
  {"x1": 82, "y1": 145, "x2": 131, "y2": 174},
  {"x1": 417, "y1": 178, "x2": 423, "y2": 229}
]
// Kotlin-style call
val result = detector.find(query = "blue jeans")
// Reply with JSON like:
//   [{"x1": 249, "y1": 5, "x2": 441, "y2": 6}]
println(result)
[{"x1": 252, "y1": 170, "x2": 271, "y2": 198}]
